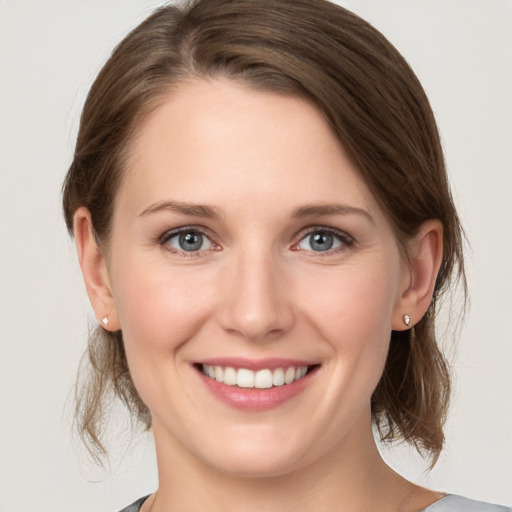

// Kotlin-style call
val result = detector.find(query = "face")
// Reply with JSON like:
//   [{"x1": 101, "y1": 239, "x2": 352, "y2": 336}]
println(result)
[{"x1": 106, "y1": 80, "x2": 410, "y2": 477}]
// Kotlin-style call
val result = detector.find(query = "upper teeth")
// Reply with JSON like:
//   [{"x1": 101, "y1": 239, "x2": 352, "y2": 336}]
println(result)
[{"x1": 202, "y1": 365, "x2": 308, "y2": 389}]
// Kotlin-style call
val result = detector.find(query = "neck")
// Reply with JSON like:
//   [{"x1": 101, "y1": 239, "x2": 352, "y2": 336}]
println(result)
[{"x1": 146, "y1": 414, "x2": 432, "y2": 512}]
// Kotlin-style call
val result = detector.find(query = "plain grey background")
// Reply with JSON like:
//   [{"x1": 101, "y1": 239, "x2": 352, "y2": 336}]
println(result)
[{"x1": 0, "y1": 1, "x2": 511, "y2": 510}]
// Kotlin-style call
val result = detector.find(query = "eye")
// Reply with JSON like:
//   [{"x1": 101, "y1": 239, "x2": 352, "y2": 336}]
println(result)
[
  {"x1": 162, "y1": 228, "x2": 215, "y2": 253},
  {"x1": 294, "y1": 229, "x2": 352, "y2": 253}
]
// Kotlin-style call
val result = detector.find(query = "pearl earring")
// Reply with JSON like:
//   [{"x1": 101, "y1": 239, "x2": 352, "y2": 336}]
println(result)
[
  {"x1": 101, "y1": 316, "x2": 109, "y2": 326},
  {"x1": 403, "y1": 314, "x2": 411, "y2": 327}
]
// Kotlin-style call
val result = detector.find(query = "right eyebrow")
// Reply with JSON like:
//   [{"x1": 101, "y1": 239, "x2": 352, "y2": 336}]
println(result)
[{"x1": 138, "y1": 200, "x2": 221, "y2": 220}]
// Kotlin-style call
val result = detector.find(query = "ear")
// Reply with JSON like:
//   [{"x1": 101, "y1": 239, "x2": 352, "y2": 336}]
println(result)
[
  {"x1": 73, "y1": 207, "x2": 120, "y2": 331},
  {"x1": 392, "y1": 219, "x2": 443, "y2": 330}
]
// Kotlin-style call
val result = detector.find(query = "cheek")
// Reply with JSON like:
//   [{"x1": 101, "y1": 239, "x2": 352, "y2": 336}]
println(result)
[
  {"x1": 298, "y1": 262, "x2": 398, "y2": 343},
  {"x1": 109, "y1": 252, "x2": 216, "y2": 375},
  {"x1": 109, "y1": 255, "x2": 218, "y2": 414},
  {"x1": 294, "y1": 257, "x2": 401, "y2": 393}
]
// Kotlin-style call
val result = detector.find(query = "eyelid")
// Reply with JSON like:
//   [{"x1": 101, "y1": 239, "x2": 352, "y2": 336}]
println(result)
[
  {"x1": 159, "y1": 225, "x2": 220, "y2": 255},
  {"x1": 291, "y1": 226, "x2": 355, "y2": 253},
  {"x1": 156, "y1": 224, "x2": 353, "y2": 256}
]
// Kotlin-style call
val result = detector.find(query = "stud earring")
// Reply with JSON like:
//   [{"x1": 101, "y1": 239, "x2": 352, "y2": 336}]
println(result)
[
  {"x1": 101, "y1": 316, "x2": 109, "y2": 326},
  {"x1": 403, "y1": 314, "x2": 411, "y2": 327}
]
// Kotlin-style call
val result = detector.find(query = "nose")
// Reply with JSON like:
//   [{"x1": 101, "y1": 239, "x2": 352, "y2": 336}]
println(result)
[{"x1": 217, "y1": 251, "x2": 295, "y2": 342}]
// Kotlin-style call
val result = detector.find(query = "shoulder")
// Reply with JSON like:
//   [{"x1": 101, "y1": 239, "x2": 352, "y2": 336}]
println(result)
[
  {"x1": 424, "y1": 495, "x2": 511, "y2": 512},
  {"x1": 118, "y1": 495, "x2": 150, "y2": 512}
]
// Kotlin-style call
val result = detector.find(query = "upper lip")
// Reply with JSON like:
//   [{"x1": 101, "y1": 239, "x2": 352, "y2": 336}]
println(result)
[{"x1": 196, "y1": 357, "x2": 319, "y2": 371}]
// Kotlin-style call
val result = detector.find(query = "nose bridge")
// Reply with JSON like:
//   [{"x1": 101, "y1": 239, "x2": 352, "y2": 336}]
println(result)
[{"x1": 219, "y1": 245, "x2": 293, "y2": 341}]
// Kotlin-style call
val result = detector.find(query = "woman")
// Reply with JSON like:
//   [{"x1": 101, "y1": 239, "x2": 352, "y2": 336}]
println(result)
[{"x1": 62, "y1": 0, "x2": 510, "y2": 511}]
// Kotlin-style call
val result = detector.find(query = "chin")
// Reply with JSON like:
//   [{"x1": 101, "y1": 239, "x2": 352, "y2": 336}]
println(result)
[
  {"x1": 208, "y1": 452, "x2": 306, "y2": 479},
  {"x1": 193, "y1": 428, "x2": 311, "y2": 478}
]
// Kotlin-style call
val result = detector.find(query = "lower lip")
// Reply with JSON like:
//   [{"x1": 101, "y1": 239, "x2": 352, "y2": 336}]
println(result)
[{"x1": 197, "y1": 368, "x2": 317, "y2": 411}]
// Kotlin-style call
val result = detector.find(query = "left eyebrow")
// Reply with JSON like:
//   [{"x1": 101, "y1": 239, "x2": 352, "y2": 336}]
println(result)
[{"x1": 291, "y1": 204, "x2": 376, "y2": 226}]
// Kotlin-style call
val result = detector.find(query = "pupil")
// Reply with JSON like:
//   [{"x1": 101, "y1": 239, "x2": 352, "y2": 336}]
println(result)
[
  {"x1": 311, "y1": 232, "x2": 333, "y2": 251},
  {"x1": 179, "y1": 232, "x2": 203, "y2": 251}
]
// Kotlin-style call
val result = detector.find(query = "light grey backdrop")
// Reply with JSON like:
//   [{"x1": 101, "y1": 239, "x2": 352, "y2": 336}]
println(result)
[{"x1": 0, "y1": 1, "x2": 510, "y2": 511}]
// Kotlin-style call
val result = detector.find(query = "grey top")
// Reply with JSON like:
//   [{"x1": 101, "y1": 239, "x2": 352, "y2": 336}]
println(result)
[
  {"x1": 119, "y1": 495, "x2": 148, "y2": 512},
  {"x1": 422, "y1": 495, "x2": 510, "y2": 511},
  {"x1": 118, "y1": 494, "x2": 511, "y2": 511}
]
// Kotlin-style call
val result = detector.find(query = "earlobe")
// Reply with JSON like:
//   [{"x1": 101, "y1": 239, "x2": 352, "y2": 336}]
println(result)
[
  {"x1": 73, "y1": 207, "x2": 120, "y2": 331},
  {"x1": 392, "y1": 219, "x2": 443, "y2": 330}
]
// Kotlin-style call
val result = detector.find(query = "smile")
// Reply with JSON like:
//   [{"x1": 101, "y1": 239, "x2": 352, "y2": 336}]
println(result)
[
  {"x1": 201, "y1": 364, "x2": 309, "y2": 389},
  {"x1": 195, "y1": 360, "x2": 320, "y2": 411}
]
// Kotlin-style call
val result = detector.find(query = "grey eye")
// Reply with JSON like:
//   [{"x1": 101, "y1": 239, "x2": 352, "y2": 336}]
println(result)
[
  {"x1": 166, "y1": 230, "x2": 212, "y2": 252},
  {"x1": 298, "y1": 231, "x2": 344, "y2": 252},
  {"x1": 179, "y1": 232, "x2": 203, "y2": 251}
]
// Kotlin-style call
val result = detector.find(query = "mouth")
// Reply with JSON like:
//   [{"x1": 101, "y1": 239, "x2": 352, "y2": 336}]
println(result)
[
  {"x1": 196, "y1": 363, "x2": 318, "y2": 389},
  {"x1": 193, "y1": 360, "x2": 320, "y2": 411}
]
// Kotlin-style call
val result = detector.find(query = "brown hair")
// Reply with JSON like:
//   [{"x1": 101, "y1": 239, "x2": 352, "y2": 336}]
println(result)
[{"x1": 63, "y1": 0, "x2": 466, "y2": 464}]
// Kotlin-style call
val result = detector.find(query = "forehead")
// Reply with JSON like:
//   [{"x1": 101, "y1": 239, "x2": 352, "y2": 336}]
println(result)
[{"x1": 118, "y1": 79, "x2": 382, "y2": 220}]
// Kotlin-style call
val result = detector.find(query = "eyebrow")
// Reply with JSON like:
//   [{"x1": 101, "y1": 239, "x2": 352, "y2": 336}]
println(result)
[
  {"x1": 291, "y1": 204, "x2": 375, "y2": 225},
  {"x1": 138, "y1": 200, "x2": 374, "y2": 225},
  {"x1": 138, "y1": 200, "x2": 221, "y2": 219}
]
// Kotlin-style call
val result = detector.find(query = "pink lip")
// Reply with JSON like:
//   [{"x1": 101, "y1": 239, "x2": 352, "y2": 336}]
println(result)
[
  {"x1": 197, "y1": 357, "x2": 315, "y2": 371},
  {"x1": 194, "y1": 361, "x2": 319, "y2": 412}
]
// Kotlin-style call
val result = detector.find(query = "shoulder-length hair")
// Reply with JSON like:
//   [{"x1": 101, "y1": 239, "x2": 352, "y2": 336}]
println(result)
[{"x1": 63, "y1": 0, "x2": 466, "y2": 465}]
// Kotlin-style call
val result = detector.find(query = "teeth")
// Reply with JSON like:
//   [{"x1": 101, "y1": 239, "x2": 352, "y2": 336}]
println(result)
[
  {"x1": 254, "y1": 369, "x2": 273, "y2": 389},
  {"x1": 201, "y1": 364, "x2": 310, "y2": 388},
  {"x1": 214, "y1": 366, "x2": 224, "y2": 383},
  {"x1": 272, "y1": 368, "x2": 285, "y2": 386},
  {"x1": 237, "y1": 368, "x2": 255, "y2": 388},
  {"x1": 284, "y1": 367, "x2": 295, "y2": 385},
  {"x1": 224, "y1": 366, "x2": 237, "y2": 386}
]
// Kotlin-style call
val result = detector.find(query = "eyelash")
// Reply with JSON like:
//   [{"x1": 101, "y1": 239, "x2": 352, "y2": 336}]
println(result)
[
  {"x1": 159, "y1": 226, "x2": 219, "y2": 257},
  {"x1": 291, "y1": 227, "x2": 355, "y2": 255},
  {"x1": 158, "y1": 226, "x2": 355, "y2": 256}
]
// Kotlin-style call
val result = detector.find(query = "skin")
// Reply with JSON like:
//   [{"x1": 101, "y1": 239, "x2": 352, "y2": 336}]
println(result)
[{"x1": 75, "y1": 80, "x2": 444, "y2": 511}]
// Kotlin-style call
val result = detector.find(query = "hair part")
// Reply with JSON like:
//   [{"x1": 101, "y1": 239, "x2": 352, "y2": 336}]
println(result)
[{"x1": 63, "y1": 0, "x2": 466, "y2": 465}]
